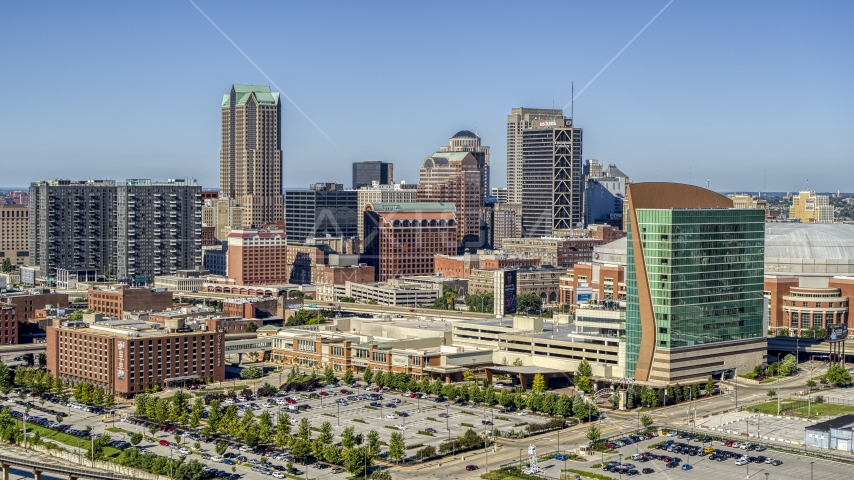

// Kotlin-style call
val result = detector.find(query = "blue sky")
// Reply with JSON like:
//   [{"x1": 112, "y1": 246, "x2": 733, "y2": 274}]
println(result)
[{"x1": 1, "y1": 1, "x2": 852, "y2": 192}]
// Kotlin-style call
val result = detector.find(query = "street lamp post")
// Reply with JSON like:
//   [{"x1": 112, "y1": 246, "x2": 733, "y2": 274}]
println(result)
[
  {"x1": 811, "y1": 461, "x2": 814, "y2": 480},
  {"x1": 337, "y1": 403, "x2": 340, "y2": 427},
  {"x1": 446, "y1": 405, "x2": 450, "y2": 441}
]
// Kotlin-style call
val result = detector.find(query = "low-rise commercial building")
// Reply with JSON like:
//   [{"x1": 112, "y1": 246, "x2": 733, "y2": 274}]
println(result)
[
  {"x1": 804, "y1": 415, "x2": 854, "y2": 450},
  {"x1": 0, "y1": 291, "x2": 70, "y2": 322},
  {"x1": 434, "y1": 252, "x2": 539, "y2": 279},
  {"x1": 153, "y1": 269, "x2": 211, "y2": 292},
  {"x1": 468, "y1": 266, "x2": 563, "y2": 304},
  {"x1": 205, "y1": 316, "x2": 264, "y2": 333},
  {"x1": 222, "y1": 296, "x2": 280, "y2": 319},
  {"x1": 88, "y1": 286, "x2": 173, "y2": 318},
  {"x1": 344, "y1": 281, "x2": 441, "y2": 306},
  {"x1": 46, "y1": 318, "x2": 225, "y2": 396},
  {"x1": 501, "y1": 237, "x2": 603, "y2": 268},
  {"x1": 765, "y1": 276, "x2": 853, "y2": 335}
]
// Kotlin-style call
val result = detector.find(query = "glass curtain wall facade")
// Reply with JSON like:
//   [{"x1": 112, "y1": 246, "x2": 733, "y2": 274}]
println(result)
[{"x1": 626, "y1": 208, "x2": 765, "y2": 378}]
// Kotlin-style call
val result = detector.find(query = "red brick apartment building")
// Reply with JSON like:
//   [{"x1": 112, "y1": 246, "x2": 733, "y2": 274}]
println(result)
[
  {"x1": 362, "y1": 202, "x2": 458, "y2": 281},
  {"x1": 88, "y1": 286, "x2": 173, "y2": 317},
  {"x1": 46, "y1": 324, "x2": 225, "y2": 396},
  {"x1": 559, "y1": 263, "x2": 626, "y2": 304},
  {"x1": 226, "y1": 229, "x2": 288, "y2": 285},
  {"x1": 0, "y1": 303, "x2": 17, "y2": 345},
  {"x1": 433, "y1": 253, "x2": 539, "y2": 279},
  {"x1": 0, "y1": 292, "x2": 69, "y2": 322}
]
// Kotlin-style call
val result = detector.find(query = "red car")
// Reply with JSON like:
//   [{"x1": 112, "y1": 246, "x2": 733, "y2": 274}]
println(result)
[
  {"x1": 466, "y1": 465, "x2": 479, "y2": 471},
  {"x1": 285, "y1": 398, "x2": 296, "y2": 404},
  {"x1": 159, "y1": 440, "x2": 169, "y2": 447},
  {"x1": 319, "y1": 391, "x2": 328, "y2": 396},
  {"x1": 340, "y1": 389, "x2": 350, "y2": 394}
]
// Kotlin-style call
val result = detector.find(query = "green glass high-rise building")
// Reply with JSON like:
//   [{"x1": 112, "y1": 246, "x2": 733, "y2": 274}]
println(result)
[{"x1": 625, "y1": 183, "x2": 766, "y2": 385}]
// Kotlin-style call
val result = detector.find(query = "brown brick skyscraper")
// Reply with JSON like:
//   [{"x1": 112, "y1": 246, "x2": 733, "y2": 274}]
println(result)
[{"x1": 220, "y1": 85, "x2": 284, "y2": 227}]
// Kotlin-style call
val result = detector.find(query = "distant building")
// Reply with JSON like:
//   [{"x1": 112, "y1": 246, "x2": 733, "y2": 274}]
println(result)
[
  {"x1": 491, "y1": 187, "x2": 508, "y2": 204},
  {"x1": 468, "y1": 266, "x2": 563, "y2": 305},
  {"x1": 506, "y1": 108, "x2": 582, "y2": 235},
  {"x1": 0, "y1": 204, "x2": 29, "y2": 267},
  {"x1": 227, "y1": 229, "x2": 288, "y2": 285},
  {"x1": 202, "y1": 244, "x2": 227, "y2": 276},
  {"x1": 493, "y1": 203, "x2": 522, "y2": 248},
  {"x1": 727, "y1": 193, "x2": 769, "y2": 217},
  {"x1": 88, "y1": 285, "x2": 173, "y2": 318},
  {"x1": 220, "y1": 84, "x2": 284, "y2": 227},
  {"x1": 501, "y1": 236, "x2": 603, "y2": 268},
  {"x1": 362, "y1": 202, "x2": 458, "y2": 281},
  {"x1": 790, "y1": 191, "x2": 833, "y2": 223},
  {"x1": 352, "y1": 161, "x2": 393, "y2": 190},
  {"x1": 285, "y1": 183, "x2": 358, "y2": 243},
  {"x1": 116, "y1": 178, "x2": 202, "y2": 283},
  {"x1": 202, "y1": 196, "x2": 247, "y2": 242},
  {"x1": 153, "y1": 269, "x2": 210, "y2": 292},
  {"x1": 222, "y1": 296, "x2": 280, "y2": 319},
  {"x1": 434, "y1": 252, "x2": 539, "y2": 279},
  {"x1": 28, "y1": 180, "x2": 119, "y2": 278},
  {"x1": 418, "y1": 152, "x2": 482, "y2": 248},
  {"x1": 0, "y1": 291, "x2": 70, "y2": 322},
  {"x1": 356, "y1": 182, "x2": 418, "y2": 247},
  {"x1": 439, "y1": 130, "x2": 491, "y2": 201}
]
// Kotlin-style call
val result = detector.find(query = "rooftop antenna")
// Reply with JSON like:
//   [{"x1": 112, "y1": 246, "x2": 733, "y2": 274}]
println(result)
[{"x1": 706, "y1": 179, "x2": 710, "y2": 190}]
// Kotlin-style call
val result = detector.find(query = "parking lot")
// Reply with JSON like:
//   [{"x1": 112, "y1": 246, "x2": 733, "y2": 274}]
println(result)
[
  {"x1": 0, "y1": 385, "x2": 545, "y2": 480},
  {"x1": 698, "y1": 411, "x2": 815, "y2": 444},
  {"x1": 530, "y1": 430, "x2": 853, "y2": 479}
]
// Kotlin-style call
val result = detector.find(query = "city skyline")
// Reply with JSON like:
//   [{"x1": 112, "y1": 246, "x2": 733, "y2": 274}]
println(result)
[{"x1": 1, "y1": 1, "x2": 852, "y2": 192}]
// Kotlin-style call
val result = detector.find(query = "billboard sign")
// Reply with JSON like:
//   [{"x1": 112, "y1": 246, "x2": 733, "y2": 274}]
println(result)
[
  {"x1": 828, "y1": 324, "x2": 848, "y2": 341},
  {"x1": 504, "y1": 270, "x2": 517, "y2": 315}
]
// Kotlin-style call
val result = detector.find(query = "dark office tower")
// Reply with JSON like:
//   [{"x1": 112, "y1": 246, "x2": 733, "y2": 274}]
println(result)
[
  {"x1": 518, "y1": 119, "x2": 582, "y2": 237},
  {"x1": 439, "y1": 131, "x2": 491, "y2": 201},
  {"x1": 29, "y1": 180, "x2": 119, "y2": 278},
  {"x1": 285, "y1": 183, "x2": 358, "y2": 243},
  {"x1": 352, "y1": 161, "x2": 394, "y2": 190},
  {"x1": 117, "y1": 179, "x2": 202, "y2": 283},
  {"x1": 220, "y1": 84, "x2": 284, "y2": 227}
]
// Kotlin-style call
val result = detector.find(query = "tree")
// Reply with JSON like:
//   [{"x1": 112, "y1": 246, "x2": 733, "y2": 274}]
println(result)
[
  {"x1": 240, "y1": 366, "x2": 263, "y2": 379},
  {"x1": 288, "y1": 438, "x2": 312, "y2": 463},
  {"x1": 576, "y1": 358, "x2": 593, "y2": 377},
  {"x1": 806, "y1": 378, "x2": 817, "y2": 389},
  {"x1": 344, "y1": 446, "x2": 371, "y2": 477},
  {"x1": 215, "y1": 440, "x2": 228, "y2": 456},
  {"x1": 517, "y1": 293, "x2": 543, "y2": 313},
  {"x1": 691, "y1": 383, "x2": 701, "y2": 401},
  {"x1": 778, "y1": 354, "x2": 798, "y2": 376},
  {"x1": 367, "y1": 299, "x2": 378, "y2": 305},
  {"x1": 318, "y1": 421, "x2": 334, "y2": 445},
  {"x1": 342, "y1": 369, "x2": 354, "y2": 385},
  {"x1": 323, "y1": 365, "x2": 336, "y2": 384},
  {"x1": 388, "y1": 432, "x2": 406, "y2": 464},
  {"x1": 190, "y1": 398, "x2": 204, "y2": 428},
  {"x1": 366, "y1": 429, "x2": 382, "y2": 457},
  {"x1": 586, "y1": 424, "x2": 601, "y2": 444},
  {"x1": 148, "y1": 423, "x2": 158, "y2": 436},
  {"x1": 340, "y1": 297, "x2": 355, "y2": 303},
  {"x1": 371, "y1": 470, "x2": 393, "y2": 480},
  {"x1": 363, "y1": 366, "x2": 374, "y2": 385},
  {"x1": 324, "y1": 444, "x2": 343, "y2": 464},
  {"x1": 825, "y1": 364, "x2": 853, "y2": 387},
  {"x1": 575, "y1": 376, "x2": 592, "y2": 393},
  {"x1": 341, "y1": 426, "x2": 358, "y2": 449},
  {"x1": 512, "y1": 358, "x2": 523, "y2": 367},
  {"x1": 1, "y1": 258, "x2": 11, "y2": 272},
  {"x1": 641, "y1": 414, "x2": 653, "y2": 430},
  {"x1": 298, "y1": 418, "x2": 312, "y2": 441},
  {"x1": 130, "y1": 432, "x2": 143, "y2": 446},
  {"x1": 22, "y1": 354, "x2": 34, "y2": 367},
  {"x1": 462, "y1": 371, "x2": 475, "y2": 383},
  {"x1": 705, "y1": 377, "x2": 715, "y2": 397},
  {"x1": 245, "y1": 322, "x2": 257, "y2": 333},
  {"x1": 174, "y1": 434, "x2": 183, "y2": 445},
  {"x1": 37, "y1": 353, "x2": 47, "y2": 367},
  {"x1": 767, "y1": 390, "x2": 777, "y2": 398},
  {"x1": 531, "y1": 374, "x2": 546, "y2": 393},
  {"x1": 258, "y1": 411, "x2": 274, "y2": 445}
]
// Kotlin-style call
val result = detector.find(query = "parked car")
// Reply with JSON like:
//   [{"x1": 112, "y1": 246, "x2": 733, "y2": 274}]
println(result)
[{"x1": 465, "y1": 465, "x2": 479, "y2": 471}]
